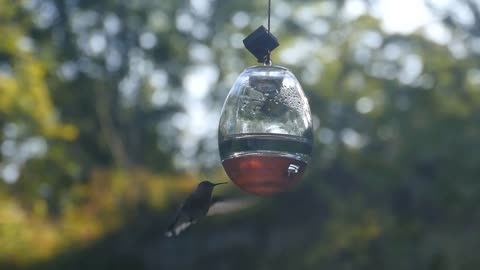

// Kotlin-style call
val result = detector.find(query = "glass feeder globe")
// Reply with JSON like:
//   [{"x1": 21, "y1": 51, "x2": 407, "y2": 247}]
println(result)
[{"x1": 218, "y1": 65, "x2": 313, "y2": 195}]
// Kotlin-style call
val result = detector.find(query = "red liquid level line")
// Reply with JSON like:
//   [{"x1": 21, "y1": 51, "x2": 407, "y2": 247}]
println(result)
[{"x1": 222, "y1": 155, "x2": 307, "y2": 195}]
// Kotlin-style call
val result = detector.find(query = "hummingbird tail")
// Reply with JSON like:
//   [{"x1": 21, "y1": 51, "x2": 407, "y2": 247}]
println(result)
[
  {"x1": 165, "y1": 220, "x2": 194, "y2": 237},
  {"x1": 165, "y1": 213, "x2": 180, "y2": 237}
]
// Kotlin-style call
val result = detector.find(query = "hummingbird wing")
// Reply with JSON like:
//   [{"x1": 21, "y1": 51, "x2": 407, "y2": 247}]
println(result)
[
  {"x1": 207, "y1": 196, "x2": 258, "y2": 216},
  {"x1": 165, "y1": 192, "x2": 207, "y2": 237},
  {"x1": 165, "y1": 207, "x2": 195, "y2": 237},
  {"x1": 165, "y1": 197, "x2": 258, "y2": 237}
]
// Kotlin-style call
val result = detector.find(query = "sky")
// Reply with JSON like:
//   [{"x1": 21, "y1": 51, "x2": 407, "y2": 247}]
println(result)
[{"x1": 372, "y1": 0, "x2": 440, "y2": 34}]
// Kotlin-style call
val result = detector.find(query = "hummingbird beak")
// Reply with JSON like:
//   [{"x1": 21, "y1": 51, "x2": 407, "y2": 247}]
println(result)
[{"x1": 213, "y1": 182, "x2": 228, "y2": 186}]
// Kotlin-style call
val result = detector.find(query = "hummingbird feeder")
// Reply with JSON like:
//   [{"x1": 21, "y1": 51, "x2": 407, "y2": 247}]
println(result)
[{"x1": 218, "y1": 0, "x2": 313, "y2": 195}]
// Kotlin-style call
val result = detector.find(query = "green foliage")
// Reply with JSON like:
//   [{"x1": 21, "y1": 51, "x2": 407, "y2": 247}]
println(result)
[
  {"x1": 0, "y1": 168, "x2": 197, "y2": 267},
  {"x1": 0, "y1": 0, "x2": 77, "y2": 140}
]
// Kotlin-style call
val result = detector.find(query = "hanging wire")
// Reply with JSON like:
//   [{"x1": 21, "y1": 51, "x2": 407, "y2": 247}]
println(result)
[
  {"x1": 265, "y1": 0, "x2": 272, "y2": 65},
  {"x1": 267, "y1": 0, "x2": 271, "y2": 33}
]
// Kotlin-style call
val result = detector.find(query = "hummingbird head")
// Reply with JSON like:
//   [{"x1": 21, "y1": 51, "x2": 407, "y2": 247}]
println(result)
[{"x1": 197, "y1": 181, "x2": 228, "y2": 191}]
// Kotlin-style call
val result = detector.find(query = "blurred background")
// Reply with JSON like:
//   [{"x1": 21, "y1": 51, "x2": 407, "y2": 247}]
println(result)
[{"x1": 1, "y1": 0, "x2": 480, "y2": 269}]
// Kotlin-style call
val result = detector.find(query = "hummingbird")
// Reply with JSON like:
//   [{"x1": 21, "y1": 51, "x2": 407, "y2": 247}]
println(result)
[{"x1": 165, "y1": 181, "x2": 227, "y2": 237}]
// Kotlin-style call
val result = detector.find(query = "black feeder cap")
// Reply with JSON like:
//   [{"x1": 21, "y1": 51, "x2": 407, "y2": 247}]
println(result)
[{"x1": 243, "y1": 25, "x2": 279, "y2": 63}]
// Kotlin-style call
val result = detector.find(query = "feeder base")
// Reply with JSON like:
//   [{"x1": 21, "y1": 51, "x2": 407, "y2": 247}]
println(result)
[{"x1": 222, "y1": 154, "x2": 307, "y2": 195}]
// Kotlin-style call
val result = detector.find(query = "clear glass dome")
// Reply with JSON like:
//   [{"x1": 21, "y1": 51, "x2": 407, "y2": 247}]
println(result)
[{"x1": 218, "y1": 65, "x2": 313, "y2": 195}]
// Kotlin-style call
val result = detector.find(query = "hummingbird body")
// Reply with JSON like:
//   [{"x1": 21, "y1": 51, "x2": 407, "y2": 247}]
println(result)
[{"x1": 165, "y1": 181, "x2": 227, "y2": 237}]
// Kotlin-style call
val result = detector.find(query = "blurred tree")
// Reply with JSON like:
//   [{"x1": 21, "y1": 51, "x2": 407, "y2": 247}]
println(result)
[
  {"x1": 0, "y1": 0, "x2": 79, "y2": 209},
  {"x1": 1, "y1": 0, "x2": 480, "y2": 269}
]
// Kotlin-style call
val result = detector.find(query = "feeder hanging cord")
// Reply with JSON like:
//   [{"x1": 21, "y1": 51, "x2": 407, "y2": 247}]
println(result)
[{"x1": 266, "y1": 0, "x2": 272, "y2": 65}]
